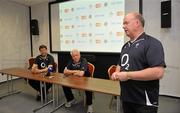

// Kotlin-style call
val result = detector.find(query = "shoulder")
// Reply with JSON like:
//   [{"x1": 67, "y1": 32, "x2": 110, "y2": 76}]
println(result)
[
  {"x1": 67, "y1": 59, "x2": 73, "y2": 65},
  {"x1": 144, "y1": 34, "x2": 163, "y2": 47},
  {"x1": 35, "y1": 55, "x2": 41, "y2": 60},
  {"x1": 122, "y1": 41, "x2": 130, "y2": 50},
  {"x1": 34, "y1": 55, "x2": 41, "y2": 64},
  {"x1": 81, "y1": 57, "x2": 88, "y2": 62},
  {"x1": 47, "y1": 54, "x2": 54, "y2": 59},
  {"x1": 81, "y1": 57, "x2": 88, "y2": 65},
  {"x1": 47, "y1": 54, "x2": 53, "y2": 57}
]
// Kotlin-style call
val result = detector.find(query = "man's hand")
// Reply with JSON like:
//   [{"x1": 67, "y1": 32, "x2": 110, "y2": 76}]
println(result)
[
  {"x1": 31, "y1": 68, "x2": 48, "y2": 74},
  {"x1": 64, "y1": 68, "x2": 84, "y2": 77},
  {"x1": 111, "y1": 72, "x2": 119, "y2": 80},
  {"x1": 111, "y1": 71, "x2": 129, "y2": 81},
  {"x1": 117, "y1": 72, "x2": 129, "y2": 81},
  {"x1": 73, "y1": 70, "x2": 84, "y2": 77},
  {"x1": 31, "y1": 68, "x2": 41, "y2": 74}
]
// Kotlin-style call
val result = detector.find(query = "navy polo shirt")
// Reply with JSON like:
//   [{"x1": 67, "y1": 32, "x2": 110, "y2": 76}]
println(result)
[
  {"x1": 66, "y1": 57, "x2": 90, "y2": 77},
  {"x1": 35, "y1": 54, "x2": 54, "y2": 69},
  {"x1": 118, "y1": 32, "x2": 166, "y2": 106}
]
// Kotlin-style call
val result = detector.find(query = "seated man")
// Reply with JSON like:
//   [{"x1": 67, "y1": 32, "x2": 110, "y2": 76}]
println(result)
[
  {"x1": 62, "y1": 49, "x2": 93, "y2": 113},
  {"x1": 29, "y1": 45, "x2": 55, "y2": 101}
]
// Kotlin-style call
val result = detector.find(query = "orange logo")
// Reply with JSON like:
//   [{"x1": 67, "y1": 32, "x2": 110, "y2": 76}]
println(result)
[
  {"x1": 117, "y1": 11, "x2": 124, "y2": 16},
  {"x1": 96, "y1": 39, "x2": 101, "y2": 44},
  {"x1": 116, "y1": 32, "x2": 124, "y2": 37},
  {"x1": 65, "y1": 40, "x2": 71, "y2": 44},
  {"x1": 95, "y1": 3, "x2": 102, "y2": 8},
  {"x1": 96, "y1": 22, "x2": 102, "y2": 27},
  {"x1": 81, "y1": 33, "x2": 88, "y2": 37},
  {"x1": 81, "y1": 15, "x2": 87, "y2": 20},
  {"x1": 65, "y1": 25, "x2": 70, "y2": 29},
  {"x1": 64, "y1": 9, "x2": 70, "y2": 13}
]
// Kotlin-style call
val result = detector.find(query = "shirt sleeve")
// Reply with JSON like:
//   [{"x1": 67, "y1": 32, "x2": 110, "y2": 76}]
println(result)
[
  {"x1": 117, "y1": 53, "x2": 121, "y2": 66},
  {"x1": 66, "y1": 60, "x2": 73, "y2": 70},
  {"x1": 34, "y1": 56, "x2": 39, "y2": 65},
  {"x1": 146, "y1": 39, "x2": 166, "y2": 68},
  {"x1": 48, "y1": 55, "x2": 55, "y2": 65},
  {"x1": 81, "y1": 58, "x2": 88, "y2": 71}
]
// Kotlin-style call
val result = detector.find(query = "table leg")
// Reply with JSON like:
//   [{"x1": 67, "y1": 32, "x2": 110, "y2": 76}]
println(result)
[
  {"x1": 49, "y1": 84, "x2": 65, "y2": 113},
  {"x1": 40, "y1": 81, "x2": 43, "y2": 104},
  {"x1": 10, "y1": 75, "x2": 14, "y2": 92},
  {"x1": 53, "y1": 84, "x2": 55, "y2": 107},
  {"x1": 49, "y1": 102, "x2": 65, "y2": 113},
  {"x1": 33, "y1": 83, "x2": 55, "y2": 113},
  {"x1": 33, "y1": 99, "x2": 54, "y2": 113},
  {"x1": 7, "y1": 75, "x2": 10, "y2": 92},
  {"x1": 44, "y1": 82, "x2": 47, "y2": 103},
  {"x1": 117, "y1": 96, "x2": 120, "y2": 113},
  {"x1": 0, "y1": 74, "x2": 21, "y2": 99},
  {"x1": 56, "y1": 84, "x2": 59, "y2": 106}
]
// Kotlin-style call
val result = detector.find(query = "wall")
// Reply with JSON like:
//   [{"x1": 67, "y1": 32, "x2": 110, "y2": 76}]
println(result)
[
  {"x1": 143, "y1": 0, "x2": 180, "y2": 97},
  {"x1": 0, "y1": 0, "x2": 31, "y2": 82}
]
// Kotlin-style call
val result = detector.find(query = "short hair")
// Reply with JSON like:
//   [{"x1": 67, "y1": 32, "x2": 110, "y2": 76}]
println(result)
[
  {"x1": 70, "y1": 49, "x2": 80, "y2": 56},
  {"x1": 134, "y1": 13, "x2": 145, "y2": 27},
  {"x1": 39, "y1": 44, "x2": 47, "y2": 50}
]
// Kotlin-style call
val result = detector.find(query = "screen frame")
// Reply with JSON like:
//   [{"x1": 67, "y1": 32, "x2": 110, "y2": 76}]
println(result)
[{"x1": 48, "y1": 0, "x2": 124, "y2": 55}]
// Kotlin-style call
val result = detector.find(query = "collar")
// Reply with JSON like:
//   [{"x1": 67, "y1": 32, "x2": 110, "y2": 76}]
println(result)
[
  {"x1": 130, "y1": 32, "x2": 145, "y2": 43},
  {"x1": 127, "y1": 32, "x2": 146, "y2": 47},
  {"x1": 72, "y1": 57, "x2": 82, "y2": 64},
  {"x1": 40, "y1": 54, "x2": 48, "y2": 60}
]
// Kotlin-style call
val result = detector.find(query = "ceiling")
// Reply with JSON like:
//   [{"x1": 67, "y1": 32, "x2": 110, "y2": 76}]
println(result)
[{"x1": 9, "y1": 0, "x2": 55, "y2": 6}]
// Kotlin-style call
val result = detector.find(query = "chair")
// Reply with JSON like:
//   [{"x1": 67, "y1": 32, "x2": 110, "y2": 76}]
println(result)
[
  {"x1": 108, "y1": 65, "x2": 117, "y2": 80},
  {"x1": 78, "y1": 62, "x2": 95, "y2": 106},
  {"x1": 24, "y1": 58, "x2": 36, "y2": 84},
  {"x1": 108, "y1": 65, "x2": 117, "y2": 109},
  {"x1": 28, "y1": 57, "x2": 35, "y2": 69},
  {"x1": 88, "y1": 62, "x2": 95, "y2": 78},
  {"x1": 52, "y1": 62, "x2": 57, "y2": 72}
]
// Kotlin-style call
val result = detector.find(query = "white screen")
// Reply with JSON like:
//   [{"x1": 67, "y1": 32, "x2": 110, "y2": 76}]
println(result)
[{"x1": 50, "y1": 0, "x2": 125, "y2": 53}]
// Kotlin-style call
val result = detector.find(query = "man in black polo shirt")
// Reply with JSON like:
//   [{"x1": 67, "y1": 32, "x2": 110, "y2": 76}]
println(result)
[
  {"x1": 62, "y1": 49, "x2": 93, "y2": 113},
  {"x1": 29, "y1": 45, "x2": 55, "y2": 101},
  {"x1": 111, "y1": 12, "x2": 166, "y2": 113}
]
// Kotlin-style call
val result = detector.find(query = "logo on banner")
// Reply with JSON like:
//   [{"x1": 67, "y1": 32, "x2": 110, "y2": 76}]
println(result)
[{"x1": 95, "y1": 3, "x2": 102, "y2": 8}]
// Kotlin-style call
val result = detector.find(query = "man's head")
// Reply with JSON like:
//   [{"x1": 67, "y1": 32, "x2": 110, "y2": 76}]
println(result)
[
  {"x1": 70, "y1": 49, "x2": 81, "y2": 63},
  {"x1": 123, "y1": 12, "x2": 145, "y2": 39},
  {"x1": 39, "y1": 45, "x2": 48, "y2": 57}
]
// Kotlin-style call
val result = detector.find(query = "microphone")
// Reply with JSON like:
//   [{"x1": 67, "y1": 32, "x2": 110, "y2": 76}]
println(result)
[{"x1": 46, "y1": 67, "x2": 53, "y2": 76}]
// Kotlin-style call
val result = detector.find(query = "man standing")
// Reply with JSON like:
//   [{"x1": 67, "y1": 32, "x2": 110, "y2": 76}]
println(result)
[
  {"x1": 62, "y1": 49, "x2": 93, "y2": 113},
  {"x1": 29, "y1": 45, "x2": 55, "y2": 101},
  {"x1": 111, "y1": 12, "x2": 166, "y2": 113}
]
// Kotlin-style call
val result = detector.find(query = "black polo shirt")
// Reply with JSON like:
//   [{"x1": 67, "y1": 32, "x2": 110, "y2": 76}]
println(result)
[
  {"x1": 66, "y1": 57, "x2": 90, "y2": 77},
  {"x1": 34, "y1": 54, "x2": 54, "y2": 69},
  {"x1": 118, "y1": 32, "x2": 166, "y2": 106}
]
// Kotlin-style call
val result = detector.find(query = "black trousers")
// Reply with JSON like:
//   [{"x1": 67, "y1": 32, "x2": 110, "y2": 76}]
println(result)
[
  {"x1": 122, "y1": 101, "x2": 158, "y2": 113},
  {"x1": 62, "y1": 86, "x2": 93, "y2": 105},
  {"x1": 28, "y1": 80, "x2": 52, "y2": 94}
]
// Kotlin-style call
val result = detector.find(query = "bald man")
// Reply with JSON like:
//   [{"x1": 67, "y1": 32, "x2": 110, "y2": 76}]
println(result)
[
  {"x1": 111, "y1": 12, "x2": 166, "y2": 113},
  {"x1": 62, "y1": 49, "x2": 93, "y2": 113}
]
